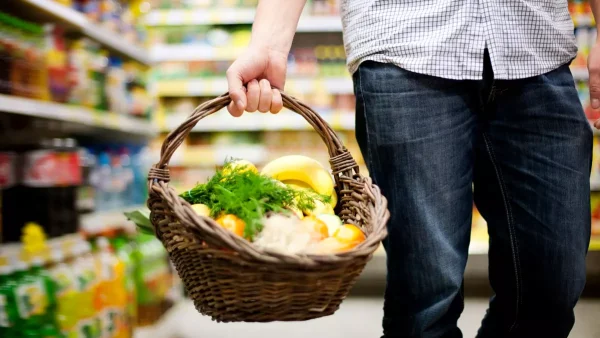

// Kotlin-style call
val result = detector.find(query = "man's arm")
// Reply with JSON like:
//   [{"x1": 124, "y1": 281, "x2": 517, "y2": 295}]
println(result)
[
  {"x1": 251, "y1": 0, "x2": 306, "y2": 56},
  {"x1": 226, "y1": 0, "x2": 307, "y2": 116}
]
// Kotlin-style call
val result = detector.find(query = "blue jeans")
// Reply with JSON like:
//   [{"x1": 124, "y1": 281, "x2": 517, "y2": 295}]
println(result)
[{"x1": 354, "y1": 54, "x2": 592, "y2": 338}]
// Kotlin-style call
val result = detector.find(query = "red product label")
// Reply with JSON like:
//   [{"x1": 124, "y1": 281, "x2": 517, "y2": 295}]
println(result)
[
  {"x1": 22, "y1": 150, "x2": 82, "y2": 187},
  {"x1": 0, "y1": 152, "x2": 16, "y2": 189}
]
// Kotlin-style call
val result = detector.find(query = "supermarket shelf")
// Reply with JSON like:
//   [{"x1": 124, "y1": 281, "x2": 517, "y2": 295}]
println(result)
[
  {"x1": 169, "y1": 144, "x2": 268, "y2": 167},
  {"x1": 0, "y1": 233, "x2": 85, "y2": 265},
  {"x1": 80, "y1": 204, "x2": 146, "y2": 235},
  {"x1": 297, "y1": 16, "x2": 343, "y2": 32},
  {"x1": 143, "y1": 9, "x2": 342, "y2": 32},
  {"x1": 144, "y1": 8, "x2": 256, "y2": 26},
  {"x1": 150, "y1": 44, "x2": 244, "y2": 62},
  {"x1": 18, "y1": 0, "x2": 150, "y2": 64},
  {"x1": 0, "y1": 94, "x2": 158, "y2": 137},
  {"x1": 161, "y1": 109, "x2": 355, "y2": 132},
  {"x1": 154, "y1": 77, "x2": 353, "y2": 96}
]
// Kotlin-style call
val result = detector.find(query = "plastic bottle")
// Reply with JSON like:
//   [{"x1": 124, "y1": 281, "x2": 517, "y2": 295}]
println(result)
[
  {"x1": 111, "y1": 235, "x2": 136, "y2": 335},
  {"x1": 29, "y1": 257, "x2": 59, "y2": 331},
  {"x1": 90, "y1": 44, "x2": 108, "y2": 111},
  {"x1": 119, "y1": 148, "x2": 134, "y2": 206},
  {"x1": 67, "y1": 39, "x2": 90, "y2": 106},
  {"x1": 93, "y1": 152, "x2": 114, "y2": 212},
  {"x1": 74, "y1": 242, "x2": 101, "y2": 337},
  {"x1": 77, "y1": 147, "x2": 97, "y2": 215},
  {"x1": 0, "y1": 151, "x2": 18, "y2": 244},
  {"x1": 106, "y1": 57, "x2": 128, "y2": 115},
  {"x1": 0, "y1": 264, "x2": 17, "y2": 336},
  {"x1": 45, "y1": 24, "x2": 70, "y2": 103},
  {"x1": 47, "y1": 249, "x2": 79, "y2": 336},
  {"x1": 110, "y1": 152, "x2": 126, "y2": 210},
  {"x1": 10, "y1": 258, "x2": 46, "y2": 334},
  {"x1": 95, "y1": 237, "x2": 127, "y2": 338}
]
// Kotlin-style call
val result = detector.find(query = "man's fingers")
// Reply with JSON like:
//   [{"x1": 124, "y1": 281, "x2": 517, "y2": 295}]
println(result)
[
  {"x1": 589, "y1": 65, "x2": 600, "y2": 109},
  {"x1": 246, "y1": 80, "x2": 260, "y2": 112},
  {"x1": 227, "y1": 101, "x2": 244, "y2": 117},
  {"x1": 271, "y1": 89, "x2": 283, "y2": 114},
  {"x1": 258, "y1": 79, "x2": 272, "y2": 113},
  {"x1": 226, "y1": 67, "x2": 247, "y2": 116}
]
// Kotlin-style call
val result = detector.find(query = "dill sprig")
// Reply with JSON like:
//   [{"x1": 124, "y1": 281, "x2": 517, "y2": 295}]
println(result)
[{"x1": 180, "y1": 160, "x2": 331, "y2": 240}]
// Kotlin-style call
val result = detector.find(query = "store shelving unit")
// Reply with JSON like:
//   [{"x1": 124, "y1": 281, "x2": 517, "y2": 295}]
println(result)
[
  {"x1": 160, "y1": 108, "x2": 355, "y2": 132},
  {"x1": 153, "y1": 77, "x2": 353, "y2": 96},
  {"x1": 0, "y1": 94, "x2": 157, "y2": 136},
  {"x1": 15, "y1": 0, "x2": 151, "y2": 64},
  {"x1": 144, "y1": 8, "x2": 256, "y2": 26},
  {"x1": 144, "y1": 8, "x2": 342, "y2": 33}
]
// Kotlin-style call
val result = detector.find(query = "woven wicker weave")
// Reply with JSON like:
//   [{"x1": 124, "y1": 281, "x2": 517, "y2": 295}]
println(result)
[{"x1": 147, "y1": 92, "x2": 390, "y2": 323}]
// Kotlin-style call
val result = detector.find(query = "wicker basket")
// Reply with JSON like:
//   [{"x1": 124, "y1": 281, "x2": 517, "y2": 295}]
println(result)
[{"x1": 147, "y1": 92, "x2": 389, "y2": 323}]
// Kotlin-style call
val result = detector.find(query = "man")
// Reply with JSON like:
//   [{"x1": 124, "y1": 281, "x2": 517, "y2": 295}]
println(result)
[{"x1": 226, "y1": 1, "x2": 599, "y2": 337}]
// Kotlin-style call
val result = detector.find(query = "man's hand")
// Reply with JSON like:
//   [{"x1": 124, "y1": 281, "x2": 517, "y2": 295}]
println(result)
[
  {"x1": 225, "y1": 0, "x2": 306, "y2": 117},
  {"x1": 226, "y1": 46, "x2": 287, "y2": 117},
  {"x1": 589, "y1": 42, "x2": 600, "y2": 128}
]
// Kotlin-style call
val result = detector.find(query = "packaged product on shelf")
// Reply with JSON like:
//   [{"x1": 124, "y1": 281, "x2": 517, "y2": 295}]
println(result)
[
  {"x1": 106, "y1": 56, "x2": 129, "y2": 115},
  {"x1": 0, "y1": 15, "x2": 12, "y2": 95},
  {"x1": 3, "y1": 139, "x2": 81, "y2": 243},
  {"x1": 75, "y1": 0, "x2": 101, "y2": 22},
  {"x1": 73, "y1": 241, "x2": 102, "y2": 337},
  {"x1": 45, "y1": 24, "x2": 71, "y2": 103},
  {"x1": 99, "y1": 0, "x2": 122, "y2": 32},
  {"x1": 47, "y1": 249, "x2": 79, "y2": 336},
  {"x1": 133, "y1": 233, "x2": 171, "y2": 325},
  {"x1": 0, "y1": 12, "x2": 48, "y2": 100},
  {"x1": 124, "y1": 62, "x2": 152, "y2": 118},
  {"x1": 0, "y1": 152, "x2": 18, "y2": 244},
  {"x1": 94, "y1": 237, "x2": 128, "y2": 338},
  {"x1": 12, "y1": 258, "x2": 58, "y2": 335},
  {"x1": 90, "y1": 44, "x2": 109, "y2": 111},
  {"x1": 77, "y1": 147, "x2": 97, "y2": 215},
  {"x1": 0, "y1": 264, "x2": 17, "y2": 336},
  {"x1": 111, "y1": 234, "x2": 137, "y2": 333},
  {"x1": 68, "y1": 38, "x2": 94, "y2": 106}
]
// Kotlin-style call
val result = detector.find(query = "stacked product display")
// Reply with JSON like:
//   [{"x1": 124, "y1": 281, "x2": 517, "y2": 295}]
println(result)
[
  {"x1": 0, "y1": 230, "x2": 175, "y2": 337},
  {"x1": 0, "y1": 1, "x2": 177, "y2": 334},
  {"x1": 54, "y1": 0, "x2": 148, "y2": 45},
  {"x1": 0, "y1": 138, "x2": 153, "y2": 244},
  {"x1": 0, "y1": 10, "x2": 152, "y2": 119}
]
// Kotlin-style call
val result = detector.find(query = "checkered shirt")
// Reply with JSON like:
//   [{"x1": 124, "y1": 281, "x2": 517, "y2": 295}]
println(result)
[{"x1": 340, "y1": 0, "x2": 578, "y2": 80}]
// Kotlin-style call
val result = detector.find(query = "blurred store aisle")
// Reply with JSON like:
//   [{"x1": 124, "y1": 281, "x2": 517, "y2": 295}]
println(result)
[{"x1": 135, "y1": 297, "x2": 600, "y2": 338}]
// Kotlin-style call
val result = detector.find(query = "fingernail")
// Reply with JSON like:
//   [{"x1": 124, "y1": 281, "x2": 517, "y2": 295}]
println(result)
[
  {"x1": 593, "y1": 99, "x2": 600, "y2": 108},
  {"x1": 236, "y1": 100, "x2": 244, "y2": 109}
]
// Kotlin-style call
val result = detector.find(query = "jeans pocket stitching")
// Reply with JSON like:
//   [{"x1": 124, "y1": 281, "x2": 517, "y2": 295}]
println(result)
[{"x1": 482, "y1": 133, "x2": 522, "y2": 333}]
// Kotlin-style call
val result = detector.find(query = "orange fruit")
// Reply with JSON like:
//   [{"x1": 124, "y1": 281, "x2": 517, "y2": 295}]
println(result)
[
  {"x1": 333, "y1": 224, "x2": 366, "y2": 247},
  {"x1": 310, "y1": 237, "x2": 354, "y2": 254},
  {"x1": 216, "y1": 214, "x2": 245, "y2": 238},
  {"x1": 301, "y1": 216, "x2": 329, "y2": 241}
]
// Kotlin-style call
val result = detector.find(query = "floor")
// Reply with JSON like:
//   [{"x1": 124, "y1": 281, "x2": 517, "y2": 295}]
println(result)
[{"x1": 135, "y1": 297, "x2": 600, "y2": 338}]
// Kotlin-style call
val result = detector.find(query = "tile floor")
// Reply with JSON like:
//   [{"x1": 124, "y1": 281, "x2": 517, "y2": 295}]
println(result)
[{"x1": 135, "y1": 297, "x2": 600, "y2": 338}]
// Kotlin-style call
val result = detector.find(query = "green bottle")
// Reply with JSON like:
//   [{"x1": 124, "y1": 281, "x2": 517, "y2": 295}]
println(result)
[{"x1": 0, "y1": 264, "x2": 18, "y2": 336}]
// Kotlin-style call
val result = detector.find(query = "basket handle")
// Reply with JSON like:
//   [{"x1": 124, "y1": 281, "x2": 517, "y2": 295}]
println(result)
[{"x1": 151, "y1": 92, "x2": 357, "y2": 175}]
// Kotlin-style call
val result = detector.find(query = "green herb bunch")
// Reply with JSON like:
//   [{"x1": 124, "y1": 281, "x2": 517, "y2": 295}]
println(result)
[{"x1": 180, "y1": 160, "x2": 331, "y2": 240}]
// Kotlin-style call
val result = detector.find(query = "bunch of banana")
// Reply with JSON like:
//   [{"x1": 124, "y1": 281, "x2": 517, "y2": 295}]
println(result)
[{"x1": 261, "y1": 155, "x2": 338, "y2": 215}]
